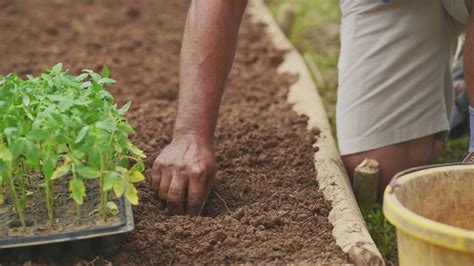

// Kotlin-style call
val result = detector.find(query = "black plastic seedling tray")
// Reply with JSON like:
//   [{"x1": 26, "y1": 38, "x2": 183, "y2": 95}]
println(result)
[
  {"x1": 0, "y1": 196, "x2": 134, "y2": 250},
  {"x1": 0, "y1": 233, "x2": 124, "y2": 262}
]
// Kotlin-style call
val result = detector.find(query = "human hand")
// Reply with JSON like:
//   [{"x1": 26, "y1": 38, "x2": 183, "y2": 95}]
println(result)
[{"x1": 151, "y1": 134, "x2": 216, "y2": 215}]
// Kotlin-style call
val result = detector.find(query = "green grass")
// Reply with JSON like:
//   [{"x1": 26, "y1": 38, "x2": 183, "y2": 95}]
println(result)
[
  {"x1": 362, "y1": 206, "x2": 398, "y2": 262},
  {"x1": 267, "y1": 0, "x2": 470, "y2": 264},
  {"x1": 438, "y1": 135, "x2": 469, "y2": 163}
]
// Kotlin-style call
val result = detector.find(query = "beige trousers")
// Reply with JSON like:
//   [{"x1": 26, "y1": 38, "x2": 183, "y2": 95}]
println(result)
[{"x1": 337, "y1": 0, "x2": 469, "y2": 155}]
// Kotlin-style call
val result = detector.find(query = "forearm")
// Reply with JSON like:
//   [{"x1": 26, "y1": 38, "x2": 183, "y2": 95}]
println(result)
[{"x1": 174, "y1": 0, "x2": 247, "y2": 143}]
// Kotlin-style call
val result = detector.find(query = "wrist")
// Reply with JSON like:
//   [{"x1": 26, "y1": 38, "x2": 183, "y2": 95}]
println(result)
[{"x1": 173, "y1": 126, "x2": 214, "y2": 147}]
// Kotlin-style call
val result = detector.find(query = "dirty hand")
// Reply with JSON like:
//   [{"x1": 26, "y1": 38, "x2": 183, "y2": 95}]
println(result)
[{"x1": 151, "y1": 134, "x2": 216, "y2": 215}]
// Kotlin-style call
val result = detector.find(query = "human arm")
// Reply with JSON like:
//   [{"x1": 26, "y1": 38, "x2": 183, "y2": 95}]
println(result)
[{"x1": 150, "y1": 0, "x2": 248, "y2": 215}]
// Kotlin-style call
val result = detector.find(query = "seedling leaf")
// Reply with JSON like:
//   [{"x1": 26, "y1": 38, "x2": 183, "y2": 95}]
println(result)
[
  {"x1": 126, "y1": 170, "x2": 145, "y2": 183},
  {"x1": 75, "y1": 73, "x2": 88, "y2": 82},
  {"x1": 11, "y1": 138, "x2": 36, "y2": 159},
  {"x1": 96, "y1": 119, "x2": 116, "y2": 132},
  {"x1": 51, "y1": 63, "x2": 63, "y2": 73},
  {"x1": 75, "y1": 126, "x2": 90, "y2": 144},
  {"x1": 0, "y1": 145, "x2": 13, "y2": 163},
  {"x1": 103, "y1": 171, "x2": 119, "y2": 191},
  {"x1": 125, "y1": 185, "x2": 139, "y2": 205},
  {"x1": 51, "y1": 164, "x2": 71, "y2": 180},
  {"x1": 106, "y1": 201, "x2": 119, "y2": 215},
  {"x1": 70, "y1": 178, "x2": 86, "y2": 205},
  {"x1": 102, "y1": 66, "x2": 110, "y2": 78},
  {"x1": 28, "y1": 129, "x2": 49, "y2": 142},
  {"x1": 23, "y1": 95, "x2": 30, "y2": 107},
  {"x1": 43, "y1": 157, "x2": 57, "y2": 180},
  {"x1": 128, "y1": 143, "x2": 146, "y2": 158},
  {"x1": 118, "y1": 101, "x2": 132, "y2": 116},
  {"x1": 117, "y1": 122, "x2": 135, "y2": 133},
  {"x1": 76, "y1": 166, "x2": 100, "y2": 179},
  {"x1": 80, "y1": 81, "x2": 92, "y2": 89},
  {"x1": 113, "y1": 176, "x2": 127, "y2": 197},
  {"x1": 98, "y1": 78, "x2": 116, "y2": 85}
]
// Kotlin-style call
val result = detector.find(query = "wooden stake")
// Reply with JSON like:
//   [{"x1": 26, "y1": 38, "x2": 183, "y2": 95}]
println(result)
[{"x1": 353, "y1": 159, "x2": 379, "y2": 210}]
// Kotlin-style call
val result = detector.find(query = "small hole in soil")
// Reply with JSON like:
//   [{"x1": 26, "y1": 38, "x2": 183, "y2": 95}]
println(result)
[
  {"x1": 8, "y1": 220, "x2": 34, "y2": 228},
  {"x1": 200, "y1": 192, "x2": 234, "y2": 218}
]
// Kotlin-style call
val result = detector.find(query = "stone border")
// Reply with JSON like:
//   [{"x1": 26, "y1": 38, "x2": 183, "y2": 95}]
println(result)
[{"x1": 248, "y1": 1, "x2": 384, "y2": 265}]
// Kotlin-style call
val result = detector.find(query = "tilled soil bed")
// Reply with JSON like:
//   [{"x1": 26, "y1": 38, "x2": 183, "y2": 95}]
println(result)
[{"x1": 0, "y1": 0, "x2": 348, "y2": 264}]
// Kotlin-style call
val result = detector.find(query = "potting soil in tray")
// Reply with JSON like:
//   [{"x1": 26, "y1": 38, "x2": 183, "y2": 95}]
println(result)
[
  {"x1": 0, "y1": 0, "x2": 349, "y2": 264},
  {"x1": 0, "y1": 178, "x2": 131, "y2": 249}
]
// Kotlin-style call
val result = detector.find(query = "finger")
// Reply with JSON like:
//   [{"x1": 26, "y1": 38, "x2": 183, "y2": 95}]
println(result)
[
  {"x1": 205, "y1": 174, "x2": 216, "y2": 199},
  {"x1": 167, "y1": 170, "x2": 187, "y2": 215},
  {"x1": 187, "y1": 166, "x2": 217, "y2": 216},
  {"x1": 150, "y1": 160, "x2": 161, "y2": 192},
  {"x1": 205, "y1": 165, "x2": 217, "y2": 198},
  {"x1": 159, "y1": 168, "x2": 172, "y2": 202},
  {"x1": 187, "y1": 174, "x2": 207, "y2": 216}
]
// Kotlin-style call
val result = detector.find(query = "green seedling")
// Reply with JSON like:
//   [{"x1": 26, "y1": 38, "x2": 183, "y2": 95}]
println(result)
[{"x1": 0, "y1": 64, "x2": 145, "y2": 228}]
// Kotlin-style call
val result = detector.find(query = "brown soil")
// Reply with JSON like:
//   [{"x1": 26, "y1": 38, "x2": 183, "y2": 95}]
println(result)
[{"x1": 0, "y1": 0, "x2": 348, "y2": 264}]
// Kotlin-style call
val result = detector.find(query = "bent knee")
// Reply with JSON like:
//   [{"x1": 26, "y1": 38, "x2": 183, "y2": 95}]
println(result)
[{"x1": 342, "y1": 135, "x2": 444, "y2": 192}]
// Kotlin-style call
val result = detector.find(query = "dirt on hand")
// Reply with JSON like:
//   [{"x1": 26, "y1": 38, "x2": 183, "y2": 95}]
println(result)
[{"x1": 0, "y1": 0, "x2": 348, "y2": 264}]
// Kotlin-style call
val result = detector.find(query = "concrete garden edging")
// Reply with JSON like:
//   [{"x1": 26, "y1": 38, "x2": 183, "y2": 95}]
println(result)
[{"x1": 248, "y1": 1, "x2": 385, "y2": 265}]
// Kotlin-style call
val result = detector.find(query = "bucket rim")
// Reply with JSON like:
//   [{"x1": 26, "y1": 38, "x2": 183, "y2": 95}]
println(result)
[{"x1": 383, "y1": 163, "x2": 474, "y2": 253}]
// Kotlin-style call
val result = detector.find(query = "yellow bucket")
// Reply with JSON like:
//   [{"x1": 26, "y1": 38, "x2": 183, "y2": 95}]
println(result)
[{"x1": 383, "y1": 164, "x2": 474, "y2": 265}]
